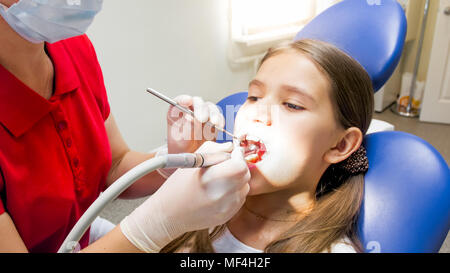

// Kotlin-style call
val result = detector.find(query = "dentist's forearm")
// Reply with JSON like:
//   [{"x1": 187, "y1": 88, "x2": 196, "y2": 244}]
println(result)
[
  {"x1": 104, "y1": 114, "x2": 166, "y2": 198},
  {"x1": 106, "y1": 150, "x2": 166, "y2": 199}
]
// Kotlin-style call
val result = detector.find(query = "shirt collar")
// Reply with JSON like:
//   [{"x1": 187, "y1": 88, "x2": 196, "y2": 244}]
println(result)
[
  {"x1": 0, "y1": 41, "x2": 80, "y2": 137},
  {"x1": 46, "y1": 41, "x2": 80, "y2": 96}
]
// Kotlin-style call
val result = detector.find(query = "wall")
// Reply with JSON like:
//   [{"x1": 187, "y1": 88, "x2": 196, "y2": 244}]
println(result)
[
  {"x1": 86, "y1": 0, "x2": 254, "y2": 152},
  {"x1": 401, "y1": 0, "x2": 440, "y2": 82}
]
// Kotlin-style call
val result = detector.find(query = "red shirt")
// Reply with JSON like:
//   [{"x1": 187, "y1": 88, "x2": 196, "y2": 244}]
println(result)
[{"x1": 0, "y1": 35, "x2": 112, "y2": 252}]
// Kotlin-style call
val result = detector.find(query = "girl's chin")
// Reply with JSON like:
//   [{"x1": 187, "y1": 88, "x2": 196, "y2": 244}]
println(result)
[
  {"x1": 247, "y1": 179, "x2": 278, "y2": 197},
  {"x1": 247, "y1": 168, "x2": 276, "y2": 196},
  {"x1": 247, "y1": 181, "x2": 262, "y2": 196},
  {"x1": 247, "y1": 162, "x2": 299, "y2": 195}
]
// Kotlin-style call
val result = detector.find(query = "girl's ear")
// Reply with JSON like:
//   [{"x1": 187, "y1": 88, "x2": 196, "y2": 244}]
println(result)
[{"x1": 324, "y1": 127, "x2": 363, "y2": 164}]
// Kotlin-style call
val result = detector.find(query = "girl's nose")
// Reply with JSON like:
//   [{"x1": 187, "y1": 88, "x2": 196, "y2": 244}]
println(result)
[{"x1": 252, "y1": 104, "x2": 272, "y2": 126}]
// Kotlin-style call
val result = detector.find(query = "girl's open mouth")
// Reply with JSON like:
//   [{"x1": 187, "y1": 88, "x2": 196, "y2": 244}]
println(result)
[{"x1": 239, "y1": 134, "x2": 267, "y2": 165}]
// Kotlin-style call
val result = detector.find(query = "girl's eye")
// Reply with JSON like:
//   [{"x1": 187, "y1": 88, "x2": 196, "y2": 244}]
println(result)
[
  {"x1": 284, "y1": 102, "x2": 305, "y2": 111},
  {"x1": 247, "y1": 96, "x2": 259, "y2": 102}
]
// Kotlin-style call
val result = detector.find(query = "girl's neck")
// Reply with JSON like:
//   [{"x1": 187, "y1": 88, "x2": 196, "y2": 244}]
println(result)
[
  {"x1": 227, "y1": 188, "x2": 316, "y2": 250},
  {"x1": 246, "y1": 189, "x2": 315, "y2": 221}
]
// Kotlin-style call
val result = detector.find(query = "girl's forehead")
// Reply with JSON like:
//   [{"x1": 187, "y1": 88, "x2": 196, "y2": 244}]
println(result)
[
  {"x1": 255, "y1": 52, "x2": 331, "y2": 102},
  {"x1": 259, "y1": 51, "x2": 323, "y2": 77}
]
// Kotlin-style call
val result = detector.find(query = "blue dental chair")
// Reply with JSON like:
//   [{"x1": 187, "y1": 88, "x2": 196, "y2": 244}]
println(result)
[{"x1": 216, "y1": 0, "x2": 450, "y2": 253}]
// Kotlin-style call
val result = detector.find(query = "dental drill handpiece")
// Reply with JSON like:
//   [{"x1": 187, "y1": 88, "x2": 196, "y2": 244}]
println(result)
[
  {"x1": 146, "y1": 87, "x2": 239, "y2": 141},
  {"x1": 165, "y1": 152, "x2": 231, "y2": 169}
]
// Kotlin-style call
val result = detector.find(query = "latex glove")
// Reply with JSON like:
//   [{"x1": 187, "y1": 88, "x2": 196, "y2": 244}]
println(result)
[
  {"x1": 167, "y1": 95, "x2": 225, "y2": 155},
  {"x1": 161, "y1": 95, "x2": 225, "y2": 179},
  {"x1": 120, "y1": 141, "x2": 250, "y2": 253}
]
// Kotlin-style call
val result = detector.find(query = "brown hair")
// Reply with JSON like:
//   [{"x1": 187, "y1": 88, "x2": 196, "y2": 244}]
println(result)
[{"x1": 162, "y1": 39, "x2": 374, "y2": 253}]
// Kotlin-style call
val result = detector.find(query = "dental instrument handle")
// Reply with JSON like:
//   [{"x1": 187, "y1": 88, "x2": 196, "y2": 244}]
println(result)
[
  {"x1": 146, "y1": 87, "x2": 238, "y2": 140},
  {"x1": 58, "y1": 152, "x2": 230, "y2": 253}
]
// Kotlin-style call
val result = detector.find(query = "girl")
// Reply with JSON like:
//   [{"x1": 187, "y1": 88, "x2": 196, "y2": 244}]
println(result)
[{"x1": 161, "y1": 39, "x2": 374, "y2": 253}]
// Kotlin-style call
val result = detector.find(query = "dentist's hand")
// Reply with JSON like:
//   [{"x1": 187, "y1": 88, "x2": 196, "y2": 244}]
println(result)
[
  {"x1": 166, "y1": 95, "x2": 225, "y2": 155},
  {"x1": 120, "y1": 141, "x2": 250, "y2": 253}
]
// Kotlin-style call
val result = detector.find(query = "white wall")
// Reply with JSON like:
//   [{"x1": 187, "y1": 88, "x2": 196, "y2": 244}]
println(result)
[{"x1": 87, "y1": 0, "x2": 254, "y2": 152}]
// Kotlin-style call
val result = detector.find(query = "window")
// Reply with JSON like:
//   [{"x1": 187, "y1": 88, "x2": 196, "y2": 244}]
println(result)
[{"x1": 229, "y1": 0, "x2": 340, "y2": 65}]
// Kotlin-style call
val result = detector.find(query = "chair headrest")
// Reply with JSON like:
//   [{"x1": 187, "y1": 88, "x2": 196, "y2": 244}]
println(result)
[
  {"x1": 360, "y1": 131, "x2": 450, "y2": 252},
  {"x1": 294, "y1": 0, "x2": 407, "y2": 91}
]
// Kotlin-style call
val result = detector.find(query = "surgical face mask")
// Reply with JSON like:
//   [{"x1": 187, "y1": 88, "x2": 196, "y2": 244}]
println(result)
[{"x1": 0, "y1": 0, "x2": 103, "y2": 44}]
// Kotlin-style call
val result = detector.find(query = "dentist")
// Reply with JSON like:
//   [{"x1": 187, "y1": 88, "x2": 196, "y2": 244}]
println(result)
[{"x1": 0, "y1": 0, "x2": 250, "y2": 253}]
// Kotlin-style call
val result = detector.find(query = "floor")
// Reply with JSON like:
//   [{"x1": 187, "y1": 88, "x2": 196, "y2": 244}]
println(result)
[{"x1": 101, "y1": 108, "x2": 450, "y2": 253}]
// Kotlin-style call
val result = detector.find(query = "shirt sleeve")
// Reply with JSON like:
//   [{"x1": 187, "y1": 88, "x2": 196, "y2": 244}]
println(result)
[{"x1": 77, "y1": 35, "x2": 111, "y2": 121}]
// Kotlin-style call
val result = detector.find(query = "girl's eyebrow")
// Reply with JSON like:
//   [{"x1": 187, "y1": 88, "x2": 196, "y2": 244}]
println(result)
[
  {"x1": 248, "y1": 79, "x2": 265, "y2": 89},
  {"x1": 249, "y1": 79, "x2": 317, "y2": 106},
  {"x1": 281, "y1": 84, "x2": 317, "y2": 106}
]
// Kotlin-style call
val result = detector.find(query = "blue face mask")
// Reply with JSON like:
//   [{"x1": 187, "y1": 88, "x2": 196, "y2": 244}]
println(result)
[{"x1": 0, "y1": 0, "x2": 103, "y2": 44}]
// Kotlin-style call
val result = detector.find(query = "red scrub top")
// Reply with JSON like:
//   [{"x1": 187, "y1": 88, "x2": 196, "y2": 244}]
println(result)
[{"x1": 0, "y1": 35, "x2": 112, "y2": 252}]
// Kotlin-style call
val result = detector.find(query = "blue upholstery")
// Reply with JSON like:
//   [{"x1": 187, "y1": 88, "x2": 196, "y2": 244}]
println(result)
[
  {"x1": 361, "y1": 132, "x2": 450, "y2": 253},
  {"x1": 215, "y1": 0, "x2": 450, "y2": 252},
  {"x1": 294, "y1": 0, "x2": 407, "y2": 91}
]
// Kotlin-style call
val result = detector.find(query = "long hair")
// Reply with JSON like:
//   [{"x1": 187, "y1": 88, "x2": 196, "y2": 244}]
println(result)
[{"x1": 161, "y1": 39, "x2": 374, "y2": 253}]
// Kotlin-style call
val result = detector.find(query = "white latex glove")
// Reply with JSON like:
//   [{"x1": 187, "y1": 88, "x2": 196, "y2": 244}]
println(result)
[
  {"x1": 161, "y1": 95, "x2": 225, "y2": 179},
  {"x1": 167, "y1": 95, "x2": 225, "y2": 154},
  {"x1": 120, "y1": 141, "x2": 250, "y2": 253}
]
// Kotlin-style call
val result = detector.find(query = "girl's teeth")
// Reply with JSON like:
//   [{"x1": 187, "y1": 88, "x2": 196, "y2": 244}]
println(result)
[{"x1": 248, "y1": 144, "x2": 258, "y2": 151}]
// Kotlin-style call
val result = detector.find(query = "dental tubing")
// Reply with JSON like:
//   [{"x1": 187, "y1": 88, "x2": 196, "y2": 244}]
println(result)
[{"x1": 57, "y1": 152, "x2": 230, "y2": 253}]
